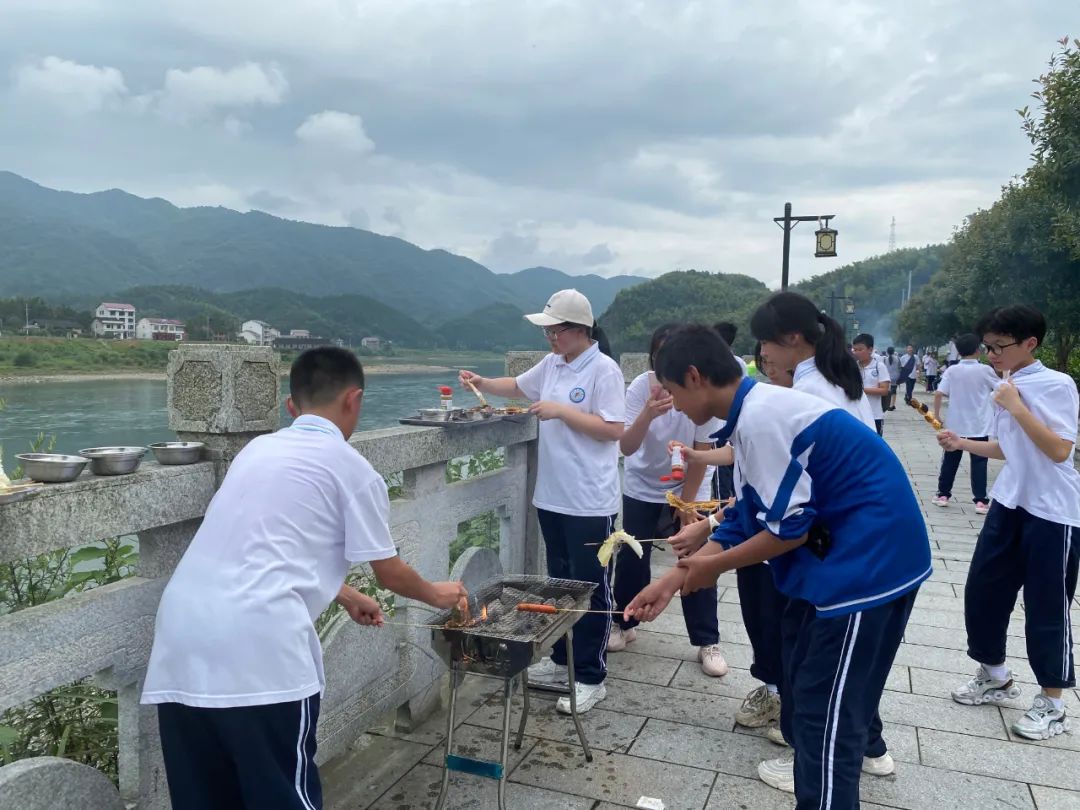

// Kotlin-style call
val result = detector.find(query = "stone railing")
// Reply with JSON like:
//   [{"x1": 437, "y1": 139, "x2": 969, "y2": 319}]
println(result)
[{"x1": 0, "y1": 345, "x2": 647, "y2": 809}]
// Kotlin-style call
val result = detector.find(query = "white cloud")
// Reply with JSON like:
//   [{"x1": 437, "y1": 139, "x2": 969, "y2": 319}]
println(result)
[
  {"x1": 295, "y1": 111, "x2": 374, "y2": 154},
  {"x1": 13, "y1": 56, "x2": 128, "y2": 115},
  {"x1": 155, "y1": 62, "x2": 287, "y2": 121}
]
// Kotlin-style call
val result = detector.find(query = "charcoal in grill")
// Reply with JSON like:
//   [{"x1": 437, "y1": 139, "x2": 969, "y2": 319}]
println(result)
[{"x1": 557, "y1": 595, "x2": 575, "y2": 610}]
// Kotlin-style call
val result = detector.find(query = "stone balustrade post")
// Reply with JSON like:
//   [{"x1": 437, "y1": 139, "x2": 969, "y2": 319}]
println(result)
[{"x1": 167, "y1": 343, "x2": 283, "y2": 476}]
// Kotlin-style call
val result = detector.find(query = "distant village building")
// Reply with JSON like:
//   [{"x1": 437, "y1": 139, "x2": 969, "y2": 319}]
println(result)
[
  {"x1": 360, "y1": 336, "x2": 383, "y2": 350},
  {"x1": 91, "y1": 303, "x2": 136, "y2": 339},
  {"x1": 289, "y1": 329, "x2": 311, "y2": 338},
  {"x1": 272, "y1": 335, "x2": 332, "y2": 352},
  {"x1": 238, "y1": 320, "x2": 280, "y2": 346},
  {"x1": 136, "y1": 317, "x2": 186, "y2": 341}
]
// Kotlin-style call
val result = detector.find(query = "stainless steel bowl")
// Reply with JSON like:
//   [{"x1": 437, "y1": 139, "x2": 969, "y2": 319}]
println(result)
[
  {"x1": 16, "y1": 453, "x2": 89, "y2": 483},
  {"x1": 79, "y1": 447, "x2": 147, "y2": 476},
  {"x1": 417, "y1": 408, "x2": 455, "y2": 422},
  {"x1": 148, "y1": 441, "x2": 205, "y2": 465}
]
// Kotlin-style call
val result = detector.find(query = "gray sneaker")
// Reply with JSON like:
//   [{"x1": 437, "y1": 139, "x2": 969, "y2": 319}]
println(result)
[
  {"x1": 1012, "y1": 695, "x2": 1070, "y2": 741},
  {"x1": 951, "y1": 665, "x2": 1021, "y2": 705},
  {"x1": 736, "y1": 685, "x2": 781, "y2": 727},
  {"x1": 527, "y1": 657, "x2": 568, "y2": 686}
]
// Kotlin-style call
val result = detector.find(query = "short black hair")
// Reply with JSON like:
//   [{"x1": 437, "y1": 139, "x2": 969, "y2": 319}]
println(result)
[
  {"x1": 654, "y1": 324, "x2": 742, "y2": 388},
  {"x1": 975, "y1": 305, "x2": 1046, "y2": 347},
  {"x1": 648, "y1": 323, "x2": 680, "y2": 369},
  {"x1": 955, "y1": 333, "x2": 981, "y2": 357},
  {"x1": 712, "y1": 321, "x2": 738, "y2": 346},
  {"x1": 853, "y1": 333, "x2": 874, "y2": 349},
  {"x1": 290, "y1": 347, "x2": 365, "y2": 408}
]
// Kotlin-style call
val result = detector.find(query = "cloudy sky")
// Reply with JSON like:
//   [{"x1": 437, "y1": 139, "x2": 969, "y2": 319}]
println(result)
[{"x1": 0, "y1": 1, "x2": 1068, "y2": 285}]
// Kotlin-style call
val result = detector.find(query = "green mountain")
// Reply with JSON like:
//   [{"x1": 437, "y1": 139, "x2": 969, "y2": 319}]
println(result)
[
  {"x1": 497, "y1": 266, "x2": 644, "y2": 318},
  {"x1": 601, "y1": 246, "x2": 946, "y2": 355},
  {"x1": 436, "y1": 303, "x2": 548, "y2": 352},
  {"x1": 0, "y1": 172, "x2": 645, "y2": 328}
]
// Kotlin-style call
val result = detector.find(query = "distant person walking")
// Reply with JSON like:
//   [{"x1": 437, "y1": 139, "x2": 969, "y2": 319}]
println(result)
[
  {"x1": 852, "y1": 333, "x2": 891, "y2": 436},
  {"x1": 898, "y1": 344, "x2": 918, "y2": 404},
  {"x1": 923, "y1": 351, "x2": 940, "y2": 392},
  {"x1": 883, "y1": 346, "x2": 901, "y2": 411},
  {"x1": 946, "y1": 339, "x2": 960, "y2": 368}
]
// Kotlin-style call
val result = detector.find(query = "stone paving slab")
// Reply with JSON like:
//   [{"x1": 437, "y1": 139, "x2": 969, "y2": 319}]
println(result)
[{"x1": 325, "y1": 404, "x2": 1080, "y2": 809}]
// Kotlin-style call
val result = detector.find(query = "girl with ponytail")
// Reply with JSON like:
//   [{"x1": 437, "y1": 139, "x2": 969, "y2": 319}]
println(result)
[{"x1": 749, "y1": 292, "x2": 874, "y2": 428}]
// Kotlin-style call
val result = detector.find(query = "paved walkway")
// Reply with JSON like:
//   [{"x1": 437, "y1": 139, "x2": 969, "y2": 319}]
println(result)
[{"x1": 324, "y1": 401, "x2": 1080, "y2": 809}]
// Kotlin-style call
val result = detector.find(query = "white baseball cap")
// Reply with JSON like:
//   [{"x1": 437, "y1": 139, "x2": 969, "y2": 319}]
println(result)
[{"x1": 524, "y1": 289, "x2": 594, "y2": 327}]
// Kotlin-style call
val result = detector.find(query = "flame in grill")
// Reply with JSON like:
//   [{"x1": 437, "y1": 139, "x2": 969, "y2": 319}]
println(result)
[{"x1": 480, "y1": 605, "x2": 488, "y2": 623}]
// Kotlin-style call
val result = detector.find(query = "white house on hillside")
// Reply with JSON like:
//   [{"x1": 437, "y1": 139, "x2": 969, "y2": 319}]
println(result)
[
  {"x1": 91, "y1": 303, "x2": 136, "y2": 339},
  {"x1": 238, "y1": 320, "x2": 280, "y2": 346},
  {"x1": 136, "y1": 317, "x2": 185, "y2": 341}
]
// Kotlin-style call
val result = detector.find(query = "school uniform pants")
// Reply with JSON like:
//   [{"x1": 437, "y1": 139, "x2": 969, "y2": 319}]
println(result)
[
  {"x1": 614, "y1": 496, "x2": 719, "y2": 646},
  {"x1": 736, "y1": 562, "x2": 786, "y2": 686},
  {"x1": 157, "y1": 695, "x2": 322, "y2": 810},
  {"x1": 964, "y1": 503, "x2": 1079, "y2": 688},
  {"x1": 538, "y1": 509, "x2": 617, "y2": 684},
  {"x1": 902, "y1": 378, "x2": 916, "y2": 403},
  {"x1": 779, "y1": 591, "x2": 916, "y2": 810},
  {"x1": 874, "y1": 418, "x2": 884, "y2": 437},
  {"x1": 713, "y1": 464, "x2": 736, "y2": 501},
  {"x1": 936, "y1": 436, "x2": 988, "y2": 502},
  {"x1": 924, "y1": 374, "x2": 937, "y2": 392}
]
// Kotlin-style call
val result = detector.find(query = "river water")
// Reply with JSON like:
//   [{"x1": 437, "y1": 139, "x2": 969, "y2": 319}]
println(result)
[{"x1": 0, "y1": 361, "x2": 507, "y2": 457}]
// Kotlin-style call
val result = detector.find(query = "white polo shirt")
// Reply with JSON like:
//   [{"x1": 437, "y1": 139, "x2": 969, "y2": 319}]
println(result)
[
  {"x1": 923, "y1": 356, "x2": 939, "y2": 376},
  {"x1": 859, "y1": 356, "x2": 891, "y2": 420},
  {"x1": 141, "y1": 414, "x2": 398, "y2": 708},
  {"x1": 516, "y1": 342, "x2": 625, "y2": 516},
  {"x1": 990, "y1": 361, "x2": 1080, "y2": 526},
  {"x1": 622, "y1": 371, "x2": 721, "y2": 504},
  {"x1": 792, "y1": 358, "x2": 875, "y2": 429},
  {"x1": 937, "y1": 359, "x2": 998, "y2": 438}
]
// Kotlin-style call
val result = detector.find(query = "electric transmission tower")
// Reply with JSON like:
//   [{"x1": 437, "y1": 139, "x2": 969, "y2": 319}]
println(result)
[{"x1": 888, "y1": 217, "x2": 897, "y2": 252}]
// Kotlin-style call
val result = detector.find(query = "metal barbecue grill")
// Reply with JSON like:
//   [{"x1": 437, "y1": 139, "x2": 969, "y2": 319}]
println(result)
[{"x1": 428, "y1": 574, "x2": 597, "y2": 809}]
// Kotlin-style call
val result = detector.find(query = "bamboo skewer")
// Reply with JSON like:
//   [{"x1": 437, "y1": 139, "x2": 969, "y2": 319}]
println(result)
[{"x1": 464, "y1": 378, "x2": 490, "y2": 408}]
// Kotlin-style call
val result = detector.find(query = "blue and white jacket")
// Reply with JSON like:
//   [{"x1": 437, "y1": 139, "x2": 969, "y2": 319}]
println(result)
[{"x1": 710, "y1": 378, "x2": 932, "y2": 617}]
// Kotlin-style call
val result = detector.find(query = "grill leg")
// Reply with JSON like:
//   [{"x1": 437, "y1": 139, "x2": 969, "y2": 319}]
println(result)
[
  {"x1": 433, "y1": 663, "x2": 460, "y2": 810},
  {"x1": 498, "y1": 677, "x2": 513, "y2": 810},
  {"x1": 564, "y1": 628, "x2": 593, "y2": 762},
  {"x1": 514, "y1": 670, "x2": 529, "y2": 750}
]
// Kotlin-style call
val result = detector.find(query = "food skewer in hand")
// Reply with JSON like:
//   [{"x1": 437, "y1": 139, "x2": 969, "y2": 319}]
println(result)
[
  {"x1": 516, "y1": 603, "x2": 624, "y2": 615},
  {"x1": 463, "y1": 376, "x2": 490, "y2": 408}
]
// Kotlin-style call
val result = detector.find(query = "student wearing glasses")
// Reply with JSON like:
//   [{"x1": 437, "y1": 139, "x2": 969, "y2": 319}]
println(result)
[
  {"x1": 940, "y1": 305, "x2": 1080, "y2": 741},
  {"x1": 460, "y1": 289, "x2": 624, "y2": 714}
]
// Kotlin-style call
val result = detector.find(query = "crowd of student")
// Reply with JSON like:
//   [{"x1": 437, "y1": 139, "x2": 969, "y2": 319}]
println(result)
[{"x1": 134, "y1": 287, "x2": 1080, "y2": 810}]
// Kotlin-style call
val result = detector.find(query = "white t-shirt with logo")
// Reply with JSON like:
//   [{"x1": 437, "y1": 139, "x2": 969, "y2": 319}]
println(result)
[
  {"x1": 937, "y1": 359, "x2": 998, "y2": 438},
  {"x1": 622, "y1": 371, "x2": 721, "y2": 504},
  {"x1": 792, "y1": 358, "x2": 875, "y2": 429},
  {"x1": 141, "y1": 414, "x2": 398, "y2": 708},
  {"x1": 516, "y1": 342, "x2": 626, "y2": 516},
  {"x1": 990, "y1": 361, "x2": 1080, "y2": 527},
  {"x1": 859, "y1": 356, "x2": 891, "y2": 420}
]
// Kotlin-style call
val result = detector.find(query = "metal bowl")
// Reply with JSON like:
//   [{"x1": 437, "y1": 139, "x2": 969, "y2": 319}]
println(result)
[
  {"x1": 16, "y1": 453, "x2": 89, "y2": 483},
  {"x1": 79, "y1": 447, "x2": 147, "y2": 476},
  {"x1": 148, "y1": 441, "x2": 205, "y2": 465},
  {"x1": 417, "y1": 408, "x2": 455, "y2": 422}
]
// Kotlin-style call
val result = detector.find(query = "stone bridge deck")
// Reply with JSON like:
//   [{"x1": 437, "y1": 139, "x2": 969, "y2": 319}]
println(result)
[{"x1": 324, "y1": 403, "x2": 1080, "y2": 810}]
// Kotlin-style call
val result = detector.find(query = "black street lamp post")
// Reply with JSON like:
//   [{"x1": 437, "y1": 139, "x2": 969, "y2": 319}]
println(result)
[{"x1": 774, "y1": 202, "x2": 838, "y2": 290}]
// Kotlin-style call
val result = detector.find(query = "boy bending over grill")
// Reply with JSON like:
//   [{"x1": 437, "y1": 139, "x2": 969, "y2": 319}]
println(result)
[
  {"x1": 625, "y1": 325, "x2": 932, "y2": 810},
  {"x1": 142, "y1": 347, "x2": 467, "y2": 810}
]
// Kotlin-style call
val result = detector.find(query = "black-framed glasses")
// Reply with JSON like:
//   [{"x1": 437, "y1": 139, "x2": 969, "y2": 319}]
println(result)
[
  {"x1": 982, "y1": 340, "x2": 1021, "y2": 356},
  {"x1": 542, "y1": 325, "x2": 574, "y2": 339}
]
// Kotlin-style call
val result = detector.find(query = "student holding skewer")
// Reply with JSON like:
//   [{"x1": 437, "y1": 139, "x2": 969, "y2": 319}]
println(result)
[
  {"x1": 611, "y1": 323, "x2": 728, "y2": 676},
  {"x1": 625, "y1": 326, "x2": 931, "y2": 810},
  {"x1": 142, "y1": 348, "x2": 466, "y2": 810},
  {"x1": 460, "y1": 289, "x2": 624, "y2": 715}
]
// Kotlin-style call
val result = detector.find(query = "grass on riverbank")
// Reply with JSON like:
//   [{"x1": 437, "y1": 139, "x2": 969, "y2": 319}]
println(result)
[{"x1": 0, "y1": 337, "x2": 175, "y2": 375}]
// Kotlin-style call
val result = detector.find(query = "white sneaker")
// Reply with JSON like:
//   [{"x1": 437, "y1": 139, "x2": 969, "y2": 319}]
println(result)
[
  {"x1": 933, "y1": 495, "x2": 950, "y2": 508},
  {"x1": 608, "y1": 626, "x2": 636, "y2": 652},
  {"x1": 527, "y1": 657, "x2": 568, "y2": 686},
  {"x1": 862, "y1": 752, "x2": 895, "y2": 776},
  {"x1": 1012, "y1": 694, "x2": 1070, "y2": 741},
  {"x1": 951, "y1": 664, "x2": 1021, "y2": 705},
  {"x1": 765, "y1": 723, "x2": 789, "y2": 747},
  {"x1": 757, "y1": 756, "x2": 795, "y2": 794},
  {"x1": 975, "y1": 501, "x2": 990, "y2": 516},
  {"x1": 735, "y1": 685, "x2": 781, "y2": 728},
  {"x1": 556, "y1": 682, "x2": 607, "y2": 714},
  {"x1": 698, "y1": 644, "x2": 729, "y2": 677}
]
